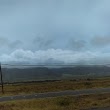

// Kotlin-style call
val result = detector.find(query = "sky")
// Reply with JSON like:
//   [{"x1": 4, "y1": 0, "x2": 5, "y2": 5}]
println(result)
[{"x1": 0, "y1": 0, "x2": 110, "y2": 64}]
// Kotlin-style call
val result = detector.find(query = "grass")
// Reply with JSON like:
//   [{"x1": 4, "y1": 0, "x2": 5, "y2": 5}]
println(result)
[
  {"x1": 0, "y1": 77, "x2": 110, "y2": 96},
  {"x1": 0, "y1": 93, "x2": 110, "y2": 110},
  {"x1": 0, "y1": 78, "x2": 109, "y2": 110}
]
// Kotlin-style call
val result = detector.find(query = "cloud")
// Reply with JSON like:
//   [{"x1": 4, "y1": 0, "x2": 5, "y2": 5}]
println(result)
[
  {"x1": 32, "y1": 32, "x2": 87, "y2": 51},
  {"x1": 0, "y1": 37, "x2": 22, "y2": 48},
  {"x1": 68, "y1": 39, "x2": 86, "y2": 50},
  {"x1": 9, "y1": 40, "x2": 23, "y2": 49},
  {"x1": 33, "y1": 34, "x2": 54, "y2": 50},
  {"x1": 1, "y1": 0, "x2": 110, "y2": 65},
  {"x1": 0, "y1": 37, "x2": 9, "y2": 47},
  {"x1": 0, "y1": 49, "x2": 104, "y2": 65},
  {"x1": 91, "y1": 36, "x2": 110, "y2": 47},
  {"x1": 0, "y1": 37, "x2": 23, "y2": 54}
]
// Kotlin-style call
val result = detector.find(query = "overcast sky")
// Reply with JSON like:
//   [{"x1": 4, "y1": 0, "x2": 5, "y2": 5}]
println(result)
[{"x1": 0, "y1": 0, "x2": 110, "y2": 64}]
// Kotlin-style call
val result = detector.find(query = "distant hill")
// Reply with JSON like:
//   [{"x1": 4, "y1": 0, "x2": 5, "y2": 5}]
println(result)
[{"x1": 1, "y1": 65, "x2": 110, "y2": 83}]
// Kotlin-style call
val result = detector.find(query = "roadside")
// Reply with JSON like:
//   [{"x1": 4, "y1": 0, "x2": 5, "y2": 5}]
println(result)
[{"x1": 0, "y1": 92, "x2": 109, "y2": 110}]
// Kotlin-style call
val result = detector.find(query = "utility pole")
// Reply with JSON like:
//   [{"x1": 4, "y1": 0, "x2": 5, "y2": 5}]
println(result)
[{"x1": 0, "y1": 63, "x2": 4, "y2": 94}]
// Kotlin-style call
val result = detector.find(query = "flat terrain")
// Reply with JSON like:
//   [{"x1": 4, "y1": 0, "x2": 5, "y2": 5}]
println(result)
[
  {"x1": 0, "y1": 87, "x2": 110, "y2": 102},
  {"x1": 0, "y1": 77, "x2": 109, "y2": 110},
  {"x1": 0, "y1": 93, "x2": 109, "y2": 110},
  {"x1": 86, "y1": 107, "x2": 110, "y2": 110},
  {"x1": 1, "y1": 77, "x2": 110, "y2": 96}
]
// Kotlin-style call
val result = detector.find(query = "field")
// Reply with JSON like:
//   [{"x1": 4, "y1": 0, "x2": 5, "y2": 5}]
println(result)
[
  {"x1": 0, "y1": 77, "x2": 109, "y2": 110},
  {"x1": 0, "y1": 93, "x2": 110, "y2": 110},
  {"x1": 0, "y1": 77, "x2": 110, "y2": 96}
]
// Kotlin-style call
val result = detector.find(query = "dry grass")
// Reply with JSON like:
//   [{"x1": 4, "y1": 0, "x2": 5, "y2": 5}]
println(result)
[
  {"x1": 0, "y1": 77, "x2": 110, "y2": 96},
  {"x1": 0, "y1": 93, "x2": 110, "y2": 110}
]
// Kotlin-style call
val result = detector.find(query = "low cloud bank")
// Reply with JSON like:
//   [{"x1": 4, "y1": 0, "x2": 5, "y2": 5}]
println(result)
[{"x1": 0, "y1": 49, "x2": 109, "y2": 65}]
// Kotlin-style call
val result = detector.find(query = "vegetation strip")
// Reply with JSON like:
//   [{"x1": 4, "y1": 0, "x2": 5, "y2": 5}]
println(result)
[
  {"x1": 0, "y1": 78, "x2": 110, "y2": 96},
  {"x1": 0, "y1": 87, "x2": 110, "y2": 102}
]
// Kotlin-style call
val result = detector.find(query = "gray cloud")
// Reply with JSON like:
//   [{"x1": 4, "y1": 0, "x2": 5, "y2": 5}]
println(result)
[
  {"x1": 33, "y1": 34, "x2": 54, "y2": 50},
  {"x1": 1, "y1": 0, "x2": 110, "y2": 64},
  {"x1": 9, "y1": 40, "x2": 23, "y2": 49},
  {"x1": 0, "y1": 48, "x2": 110, "y2": 65},
  {"x1": 0, "y1": 37, "x2": 9, "y2": 47},
  {"x1": 91, "y1": 36, "x2": 110, "y2": 47},
  {"x1": 0, "y1": 37, "x2": 23, "y2": 54},
  {"x1": 0, "y1": 49, "x2": 96, "y2": 64},
  {"x1": 69, "y1": 39, "x2": 86, "y2": 50}
]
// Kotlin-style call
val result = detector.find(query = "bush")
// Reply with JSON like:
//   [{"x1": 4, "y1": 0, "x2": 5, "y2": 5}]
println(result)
[{"x1": 56, "y1": 97, "x2": 72, "y2": 106}]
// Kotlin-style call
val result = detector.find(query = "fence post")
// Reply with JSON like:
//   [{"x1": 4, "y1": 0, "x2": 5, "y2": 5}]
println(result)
[{"x1": 0, "y1": 63, "x2": 4, "y2": 94}]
